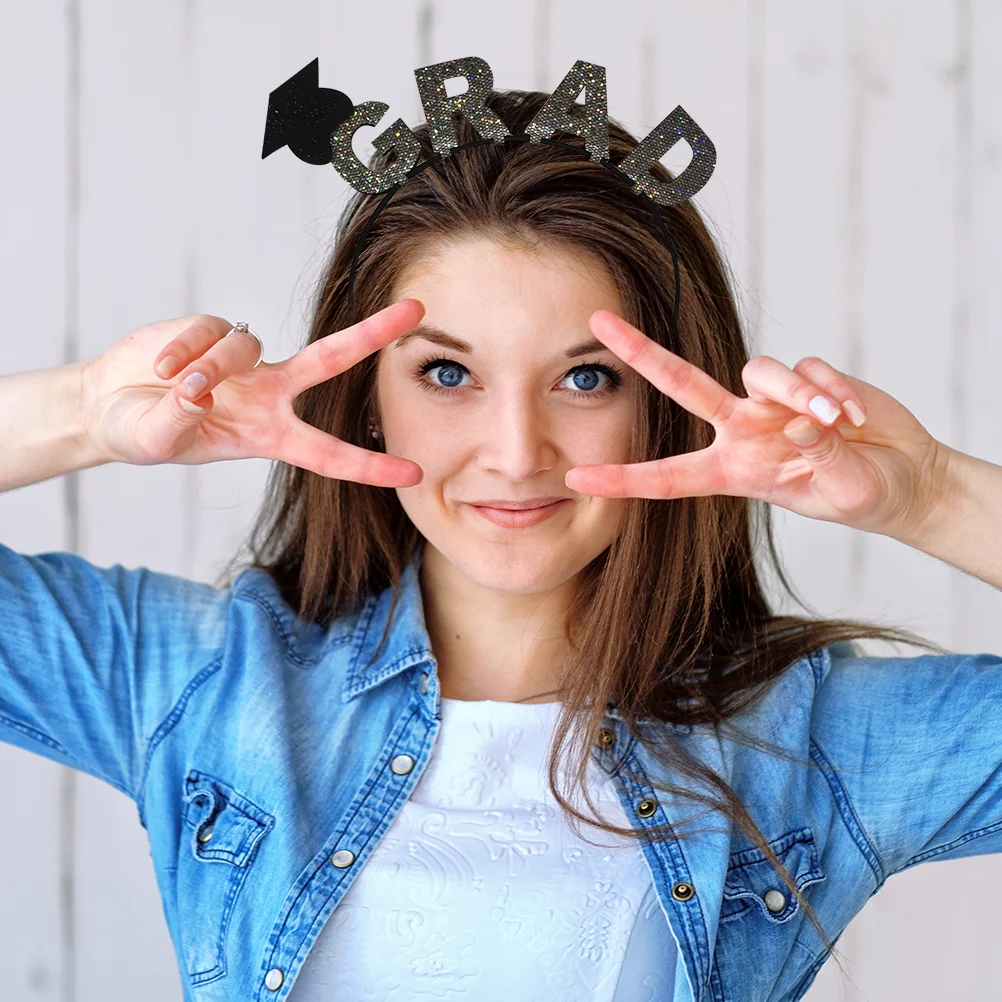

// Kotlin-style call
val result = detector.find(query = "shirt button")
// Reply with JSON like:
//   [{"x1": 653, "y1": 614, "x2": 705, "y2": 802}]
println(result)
[
  {"x1": 596, "y1": 727, "x2": 615, "y2": 750},
  {"x1": 391, "y1": 754, "x2": 415, "y2": 775},
  {"x1": 418, "y1": 672, "x2": 429, "y2": 694},
  {"x1": 637, "y1": 798, "x2": 658, "y2": 819},
  {"x1": 265, "y1": 968, "x2": 284, "y2": 991},
  {"x1": 671, "y1": 881, "x2": 696, "y2": 901},
  {"x1": 331, "y1": 849, "x2": 356, "y2": 868},
  {"x1": 763, "y1": 888, "x2": 787, "y2": 913},
  {"x1": 197, "y1": 824, "x2": 214, "y2": 843}
]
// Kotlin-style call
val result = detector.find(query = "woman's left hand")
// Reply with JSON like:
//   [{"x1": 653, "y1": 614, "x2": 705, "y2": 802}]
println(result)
[{"x1": 565, "y1": 309, "x2": 948, "y2": 540}]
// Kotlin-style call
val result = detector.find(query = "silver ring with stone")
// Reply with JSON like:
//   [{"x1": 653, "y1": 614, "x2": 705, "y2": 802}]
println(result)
[{"x1": 226, "y1": 322, "x2": 264, "y2": 368}]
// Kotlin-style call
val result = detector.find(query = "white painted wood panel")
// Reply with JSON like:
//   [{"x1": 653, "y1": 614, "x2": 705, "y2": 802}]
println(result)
[
  {"x1": 0, "y1": 2, "x2": 999, "y2": 999},
  {"x1": 0, "y1": 1, "x2": 74, "y2": 998}
]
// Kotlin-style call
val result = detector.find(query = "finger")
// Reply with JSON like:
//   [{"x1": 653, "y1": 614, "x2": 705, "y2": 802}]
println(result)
[
  {"x1": 589, "y1": 309, "x2": 740, "y2": 426},
  {"x1": 782, "y1": 416, "x2": 871, "y2": 508},
  {"x1": 154, "y1": 316, "x2": 232, "y2": 380},
  {"x1": 273, "y1": 418, "x2": 424, "y2": 488},
  {"x1": 565, "y1": 446, "x2": 724, "y2": 500},
  {"x1": 277, "y1": 298, "x2": 426, "y2": 395},
  {"x1": 791, "y1": 356, "x2": 867, "y2": 426},
  {"x1": 138, "y1": 387, "x2": 216, "y2": 459},
  {"x1": 741, "y1": 355, "x2": 849, "y2": 429},
  {"x1": 170, "y1": 324, "x2": 264, "y2": 402}
]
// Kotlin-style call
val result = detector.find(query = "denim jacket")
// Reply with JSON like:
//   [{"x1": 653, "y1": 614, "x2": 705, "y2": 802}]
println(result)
[{"x1": 2, "y1": 537, "x2": 1001, "y2": 1002}]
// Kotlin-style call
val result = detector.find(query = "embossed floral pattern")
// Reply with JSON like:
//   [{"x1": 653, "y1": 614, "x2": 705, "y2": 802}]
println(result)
[{"x1": 288, "y1": 698, "x2": 677, "y2": 1001}]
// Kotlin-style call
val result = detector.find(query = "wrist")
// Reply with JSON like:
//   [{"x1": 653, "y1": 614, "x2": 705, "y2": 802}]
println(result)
[
  {"x1": 74, "y1": 358, "x2": 112, "y2": 466},
  {"x1": 885, "y1": 438, "x2": 958, "y2": 552}
]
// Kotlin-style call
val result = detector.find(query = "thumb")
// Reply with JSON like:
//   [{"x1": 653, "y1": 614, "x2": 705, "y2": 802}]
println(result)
[
  {"x1": 142, "y1": 383, "x2": 215, "y2": 458},
  {"x1": 782, "y1": 415, "x2": 870, "y2": 508}
]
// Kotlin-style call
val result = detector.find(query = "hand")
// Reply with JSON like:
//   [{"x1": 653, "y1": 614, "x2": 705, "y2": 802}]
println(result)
[
  {"x1": 565, "y1": 309, "x2": 947, "y2": 540},
  {"x1": 80, "y1": 300, "x2": 426, "y2": 488}
]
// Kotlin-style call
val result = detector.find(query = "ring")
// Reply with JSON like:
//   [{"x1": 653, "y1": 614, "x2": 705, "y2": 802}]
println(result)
[{"x1": 226, "y1": 322, "x2": 264, "y2": 368}]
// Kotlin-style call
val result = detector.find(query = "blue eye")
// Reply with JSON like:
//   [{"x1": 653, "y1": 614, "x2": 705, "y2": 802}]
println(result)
[
  {"x1": 561, "y1": 367, "x2": 610, "y2": 394},
  {"x1": 423, "y1": 361, "x2": 470, "y2": 390},
  {"x1": 412, "y1": 356, "x2": 623, "y2": 399}
]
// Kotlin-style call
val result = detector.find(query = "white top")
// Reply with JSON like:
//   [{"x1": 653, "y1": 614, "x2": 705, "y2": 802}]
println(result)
[{"x1": 287, "y1": 696, "x2": 679, "y2": 1001}]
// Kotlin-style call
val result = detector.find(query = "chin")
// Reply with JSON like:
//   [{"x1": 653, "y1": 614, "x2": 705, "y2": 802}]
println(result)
[
  {"x1": 456, "y1": 547, "x2": 584, "y2": 595},
  {"x1": 424, "y1": 522, "x2": 610, "y2": 596}
]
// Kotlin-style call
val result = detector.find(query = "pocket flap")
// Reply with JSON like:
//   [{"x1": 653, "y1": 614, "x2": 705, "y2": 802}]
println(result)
[
  {"x1": 721, "y1": 826, "x2": 824, "y2": 923},
  {"x1": 182, "y1": 769, "x2": 274, "y2": 867}
]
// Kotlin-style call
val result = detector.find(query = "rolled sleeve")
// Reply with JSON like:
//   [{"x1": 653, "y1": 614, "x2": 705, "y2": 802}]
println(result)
[
  {"x1": 0, "y1": 541, "x2": 230, "y2": 805},
  {"x1": 811, "y1": 643, "x2": 1002, "y2": 882}
]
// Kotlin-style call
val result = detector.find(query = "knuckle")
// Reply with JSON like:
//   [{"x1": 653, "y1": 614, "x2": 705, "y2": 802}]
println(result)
[
  {"x1": 196, "y1": 359, "x2": 221, "y2": 385},
  {"x1": 794, "y1": 356, "x2": 823, "y2": 371},
  {"x1": 809, "y1": 431, "x2": 841, "y2": 466},
  {"x1": 666, "y1": 358, "x2": 693, "y2": 393},
  {"x1": 184, "y1": 318, "x2": 217, "y2": 338},
  {"x1": 741, "y1": 355, "x2": 771, "y2": 381}
]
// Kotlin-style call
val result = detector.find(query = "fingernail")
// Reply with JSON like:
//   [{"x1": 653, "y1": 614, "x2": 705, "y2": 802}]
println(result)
[
  {"x1": 156, "y1": 355, "x2": 178, "y2": 379},
  {"x1": 786, "y1": 419, "x2": 821, "y2": 446},
  {"x1": 842, "y1": 399, "x2": 867, "y2": 427},
  {"x1": 182, "y1": 372, "x2": 207, "y2": 398},
  {"x1": 178, "y1": 395, "x2": 208, "y2": 414},
  {"x1": 808, "y1": 394, "x2": 841, "y2": 425}
]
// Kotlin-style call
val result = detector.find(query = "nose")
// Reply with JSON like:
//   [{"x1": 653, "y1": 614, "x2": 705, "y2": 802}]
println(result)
[{"x1": 475, "y1": 395, "x2": 558, "y2": 480}]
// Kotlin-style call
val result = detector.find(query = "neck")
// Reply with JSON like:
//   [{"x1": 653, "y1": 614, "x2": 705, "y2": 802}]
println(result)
[{"x1": 419, "y1": 545, "x2": 573, "y2": 704}]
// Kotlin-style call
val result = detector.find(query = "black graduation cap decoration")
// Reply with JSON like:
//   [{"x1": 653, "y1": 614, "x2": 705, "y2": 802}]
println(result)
[{"x1": 261, "y1": 58, "x2": 355, "y2": 166}]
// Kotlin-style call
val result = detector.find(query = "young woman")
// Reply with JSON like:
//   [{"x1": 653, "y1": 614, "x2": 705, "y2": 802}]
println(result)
[{"x1": 2, "y1": 88, "x2": 1000, "y2": 1002}]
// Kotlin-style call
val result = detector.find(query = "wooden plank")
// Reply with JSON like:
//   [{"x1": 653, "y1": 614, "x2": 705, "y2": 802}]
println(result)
[
  {"x1": 0, "y1": 0, "x2": 73, "y2": 997},
  {"x1": 754, "y1": 0, "x2": 858, "y2": 639},
  {"x1": 71, "y1": 1, "x2": 192, "y2": 998},
  {"x1": 801, "y1": 2, "x2": 1002, "y2": 1001}
]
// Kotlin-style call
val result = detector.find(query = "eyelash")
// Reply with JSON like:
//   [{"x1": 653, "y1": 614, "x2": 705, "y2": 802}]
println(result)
[{"x1": 412, "y1": 355, "x2": 625, "y2": 400}]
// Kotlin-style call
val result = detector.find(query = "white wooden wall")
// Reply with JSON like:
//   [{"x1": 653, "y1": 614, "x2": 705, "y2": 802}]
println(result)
[{"x1": 0, "y1": 1, "x2": 999, "y2": 999}]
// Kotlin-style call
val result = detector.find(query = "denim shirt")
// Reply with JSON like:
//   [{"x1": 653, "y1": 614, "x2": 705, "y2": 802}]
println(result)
[{"x1": 2, "y1": 537, "x2": 1002, "y2": 1002}]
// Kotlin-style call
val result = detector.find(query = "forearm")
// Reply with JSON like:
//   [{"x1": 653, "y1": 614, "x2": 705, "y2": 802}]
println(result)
[
  {"x1": 889, "y1": 443, "x2": 1002, "y2": 591},
  {"x1": 0, "y1": 361, "x2": 108, "y2": 493}
]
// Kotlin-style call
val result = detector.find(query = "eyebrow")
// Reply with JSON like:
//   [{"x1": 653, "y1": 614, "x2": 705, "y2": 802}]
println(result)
[{"x1": 392, "y1": 323, "x2": 610, "y2": 360}]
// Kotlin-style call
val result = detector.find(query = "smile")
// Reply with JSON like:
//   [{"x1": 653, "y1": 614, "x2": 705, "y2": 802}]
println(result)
[{"x1": 464, "y1": 499, "x2": 572, "y2": 528}]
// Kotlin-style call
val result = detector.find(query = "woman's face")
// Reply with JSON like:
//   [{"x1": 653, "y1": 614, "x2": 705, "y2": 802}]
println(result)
[{"x1": 376, "y1": 234, "x2": 637, "y2": 596}]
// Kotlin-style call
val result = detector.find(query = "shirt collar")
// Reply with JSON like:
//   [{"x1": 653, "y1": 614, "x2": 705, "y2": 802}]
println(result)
[
  {"x1": 338, "y1": 543, "x2": 639, "y2": 726},
  {"x1": 341, "y1": 544, "x2": 436, "y2": 703}
]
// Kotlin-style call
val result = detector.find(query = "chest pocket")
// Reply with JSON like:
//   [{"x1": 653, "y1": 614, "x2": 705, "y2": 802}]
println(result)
[
  {"x1": 177, "y1": 769, "x2": 275, "y2": 985},
  {"x1": 719, "y1": 826, "x2": 825, "y2": 925}
]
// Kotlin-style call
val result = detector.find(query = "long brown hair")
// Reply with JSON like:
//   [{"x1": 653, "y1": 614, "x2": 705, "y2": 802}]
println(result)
[{"x1": 227, "y1": 88, "x2": 946, "y2": 967}]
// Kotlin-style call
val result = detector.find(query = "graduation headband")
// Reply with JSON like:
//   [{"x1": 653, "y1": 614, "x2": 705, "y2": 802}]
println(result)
[{"x1": 261, "y1": 56, "x2": 717, "y2": 335}]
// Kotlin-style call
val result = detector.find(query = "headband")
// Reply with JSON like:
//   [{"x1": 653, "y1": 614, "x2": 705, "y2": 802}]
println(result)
[{"x1": 261, "y1": 56, "x2": 717, "y2": 335}]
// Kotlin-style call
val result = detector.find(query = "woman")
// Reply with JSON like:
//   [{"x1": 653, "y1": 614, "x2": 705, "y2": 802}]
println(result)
[{"x1": 1, "y1": 88, "x2": 1000, "y2": 1002}]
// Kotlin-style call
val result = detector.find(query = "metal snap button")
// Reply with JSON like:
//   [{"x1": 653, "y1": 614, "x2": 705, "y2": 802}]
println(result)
[
  {"x1": 197, "y1": 823, "x2": 214, "y2": 843},
  {"x1": 763, "y1": 888, "x2": 787, "y2": 913},
  {"x1": 418, "y1": 672, "x2": 429, "y2": 694},
  {"x1": 671, "y1": 881, "x2": 695, "y2": 902},
  {"x1": 597, "y1": 727, "x2": 615, "y2": 751},
  {"x1": 637, "y1": 798, "x2": 658, "y2": 819},
  {"x1": 330, "y1": 849, "x2": 356, "y2": 868},
  {"x1": 265, "y1": 968, "x2": 284, "y2": 991},
  {"x1": 391, "y1": 754, "x2": 415, "y2": 775}
]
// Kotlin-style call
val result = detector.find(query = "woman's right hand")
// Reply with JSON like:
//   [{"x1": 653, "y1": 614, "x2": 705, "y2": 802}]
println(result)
[{"x1": 80, "y1": 299, "x2": 425, "y2": 488}]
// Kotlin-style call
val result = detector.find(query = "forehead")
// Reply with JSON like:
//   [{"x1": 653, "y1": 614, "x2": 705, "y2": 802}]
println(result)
[{"x1": 389, "y1": 234, "x2": 624, "y2": 353}]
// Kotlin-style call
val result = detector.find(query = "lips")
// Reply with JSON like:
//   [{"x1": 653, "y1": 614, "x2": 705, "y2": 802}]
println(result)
[
  {"x1": 465, "y1": 498, "x2": 572, "y2": 528},
  {"x1": 467, "y1": 497, "x2": 569, "y2": 510}
]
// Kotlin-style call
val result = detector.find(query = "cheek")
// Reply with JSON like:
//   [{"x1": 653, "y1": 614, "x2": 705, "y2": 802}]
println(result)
[
  {"x1": 564, "y1": 407, "x2": 634, "y2": 465},
  {"x1": 390, "y1": 407, "x2": 469, "y2": 473}
]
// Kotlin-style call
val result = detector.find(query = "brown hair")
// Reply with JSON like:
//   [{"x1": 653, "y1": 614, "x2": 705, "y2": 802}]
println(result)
[{"x1": 227, "y1": 89, "x2": 946, "y2": 968}]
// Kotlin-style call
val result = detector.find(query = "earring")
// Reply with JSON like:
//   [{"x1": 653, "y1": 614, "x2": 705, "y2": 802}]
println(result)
[{"x1": 368, "y1": 415, "x2": 382, "y2": 440}]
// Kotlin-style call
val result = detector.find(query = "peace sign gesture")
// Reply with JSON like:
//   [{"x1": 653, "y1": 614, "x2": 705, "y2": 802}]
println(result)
[
  {"x1": 565, "y1": 310, "x2": 946, "y2": 540},
  {"x1": 81, "y1": 299, "x2": 427, "y2": 488}
]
